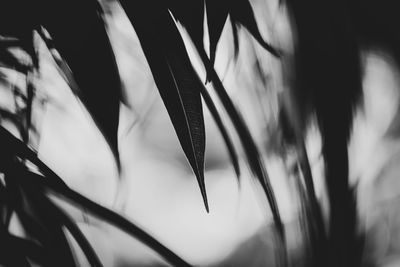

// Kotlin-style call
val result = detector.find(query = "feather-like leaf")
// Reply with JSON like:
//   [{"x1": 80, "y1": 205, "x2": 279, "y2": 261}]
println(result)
[
  {"x1": 39, "y1": 0, "x2": 121, "y2": 168},
  {"x1": 119, "y1": 1, "x2": 209, "y2": 211}
]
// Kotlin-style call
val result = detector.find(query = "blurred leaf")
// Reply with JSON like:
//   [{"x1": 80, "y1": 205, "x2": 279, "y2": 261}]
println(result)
[
  {"x1": 205, "y1": 0, "x2": 229, "y2": 68},
  {"x1": 0, "y1": 226, "x2": 31, "y2": 267},
  {"x1": 172, "y1": 0, "x2": 278, "y2": 82},
  {"x1": 39, "y1": 0, "x2": 121, "y2": 168},
  {"x1": 0, "y1": 126, "x2": 192, "y2": 267},
  {"x1": 119, "y1": 0, "x2": 209, "y2": 211},
  {"x1": 16, "y1": 176, "x2": 77, "y2": 267},
  {"x1": 230, "y1": 0, "x2": 280, "y2": 57},
  {"x1": 8, "y1": 234, "x2": 47, "y2": 265},
  {"x1": 46, "y1": 200, "x2": 103, "y2": 267},
  {"x1": 19, "y1": 173, "x2": 103, "y2": 267},
  {"x1": 196, "y1": 50, "x2": 284, "y2": 240},
  {"x1": 0, "y1": 48, "x2": 30, "y2": 73},
  {"x1": 230, "y1": 17, "x2": 240, "y2": 61},
  {"x1": 168, "y1": 0, "x2": 205, "y2": 49},
  {"x1": 286, "y1": 1, "x2": 363, "y2": 265},
  {"x1": 199, "y1": 84, "x2": 240, "y2": 177}
]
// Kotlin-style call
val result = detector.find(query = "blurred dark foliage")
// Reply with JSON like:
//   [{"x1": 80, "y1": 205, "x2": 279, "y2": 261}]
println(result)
[
  {"x1": 1, "y1": 0, "x2": 399, "y2": 266},
  {"x1": 0, "y1": 0, "x2": 283, "y2": 266}
]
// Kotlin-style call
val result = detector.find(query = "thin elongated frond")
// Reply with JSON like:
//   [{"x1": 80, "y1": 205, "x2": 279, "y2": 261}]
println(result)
[
  {"x1": 168, "y1": 0, "x2": 205, "y2": 49},
  {"x1": 205, "y1": 0, "x2": 229, "y2": 67},
  {"x1": 195, "y1": 47, "x2": 285, "y2": 241},
  {"x1": 119, "y1": 0, "x2": 209, "y2": 211}
]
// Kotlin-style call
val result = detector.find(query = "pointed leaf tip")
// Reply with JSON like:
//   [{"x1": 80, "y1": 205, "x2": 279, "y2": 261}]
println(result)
[
  {"x1": 119, "y1": 1, "x2": 207, "y2": 208},
  {"x1": 199, "y1": 178, "x2": 209, "y2": 213}
]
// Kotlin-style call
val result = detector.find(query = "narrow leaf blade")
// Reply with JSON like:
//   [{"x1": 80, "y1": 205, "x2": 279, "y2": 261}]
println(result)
[
  {"x1": 119, "y1": 1, "x2": 208, "y2": 211},
  {"x1": 39, "y1": 0, "x2": 121, "y2": 168}
]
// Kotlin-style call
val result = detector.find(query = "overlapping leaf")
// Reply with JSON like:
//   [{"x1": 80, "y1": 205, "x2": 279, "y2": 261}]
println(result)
[
  {"x1": 18, "y1": 173, "x2": 103, "y2": 267},
  {"x1": 229, "y1": 0, "x2": 280, "y2": 57},
  {"x1": 165, "y1": 0, "x2": 242, "y2": 179},
  {"x1": 164, "y1": 0, "x2": 284, "y2": 233},
  {"x1": 173, "y1": 0, "x2": 280, "y2": 71},
  {"x1": 196, "y1": 51, "x2": 285, "y2": 240},
  {"x1": 38, "y1": 0, "x2": 121, "y2": 168},
  {"x1": 205, "y1": 0, "x2": 229, "y2": 67},
  {"x1": 119, "y1": 0, "x2": 209, "y2": 211},
  {"x1": 199, "y1": 87, "x2": 240, "y2": 177}
]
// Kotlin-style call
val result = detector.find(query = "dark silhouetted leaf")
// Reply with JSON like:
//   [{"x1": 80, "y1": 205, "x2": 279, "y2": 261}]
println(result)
[
  {"x1": 39, "y1": 0, "x2": 121, "y2": 169},
  {"x1": 205, "y1": 0, "x2": 229, "y2": 68},
  {"x1": 230, "y1": 17, "x2": 240, "y2": 60},
  {"x1": 30, "y1": 173, "x2": 193, "y2": 267},
  {"x1": 8, "y1": 234, "x2": 47, "y2": 265},
  {"x1": 230, "y1": 0, "x2": 280, "y2": 57},
  {"x1": 0, "y1": 227, "x2": 31, "y2": 267},
  {"x1": 16, "y1": 177, "x2": 77, "y2": 267},
  {"x1": 198, "y1": 83, "x2": 240, "y2": 178},
  {"x1": 0, "y1": 48, "x2": 30, "y2": 73},
  {"x1": 194, "y1": 48, "x2": 285, "y2": 242},
  {"x1": 205, "y1": 0, "x2": 279, "y2": 75},
  {"x1": 46, "y1": 200, "x2": 103, "y2": 267},
  {"x1": 286, "y1": 0, "x2": 363, "y2": 265},
  {"x1": 119, "y1": 1, "x2": 209, "y2": 211},
  {"x1": 0, "y1": 126, "x2": 192, "y2": 267},
  {"x1": 19, "y1": 174, "x2": 103, "y2": 267},
  {"x1": 168, "y1": 0, "x2": 205, "y2": 50}
]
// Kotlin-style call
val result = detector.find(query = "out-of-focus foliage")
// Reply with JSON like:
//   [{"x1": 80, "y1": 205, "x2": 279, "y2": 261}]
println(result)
[{"x1": 0, "y1": 0, "x2": 285, "y2": 266}]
